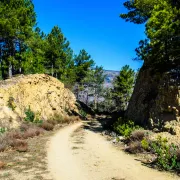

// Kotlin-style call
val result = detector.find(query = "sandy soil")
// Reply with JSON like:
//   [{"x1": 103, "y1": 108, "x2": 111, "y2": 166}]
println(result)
[{"x1": 47, "y1": 121, "x2": 179, "y2": 180}]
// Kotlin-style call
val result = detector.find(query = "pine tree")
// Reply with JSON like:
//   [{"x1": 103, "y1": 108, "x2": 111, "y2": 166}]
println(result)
[
  {"x1": 112, "y1": 65, "x2": 135, "y2": 111},
  {"x1": 45, "y1": 26, "x2": 71, "y2": 79},
  {"x1": 121, "y1": 0, "x2": 180, "y2": 71},
  {"x1": 0, "y1": 0, "x2": 36, "y2": 78},
  {"x1": 74, "y1": 49, "x2": 95, "y2": 83},
  {"x1": 74, "y1": 49, "x2": 95, "y2": 99},
  {"x1": 22, "y1": 27, "x2": 46, "y2": 74}
]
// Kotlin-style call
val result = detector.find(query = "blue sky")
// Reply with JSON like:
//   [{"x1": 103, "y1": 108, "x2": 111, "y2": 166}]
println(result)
[{"x1": 33, "y1": 0, "x2": 145, "y2": 71}]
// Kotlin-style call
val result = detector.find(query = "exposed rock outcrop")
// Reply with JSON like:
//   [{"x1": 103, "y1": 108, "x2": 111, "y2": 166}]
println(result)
[
  {"x1": 0, "y1": 74, "x2": 78, "y2": 129},
  {"x1": 126, "y1": 66, "x2": 180, "y2": 130}
]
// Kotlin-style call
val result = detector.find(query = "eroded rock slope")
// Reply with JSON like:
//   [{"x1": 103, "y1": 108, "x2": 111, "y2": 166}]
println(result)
[{"x1": 0, "y1": 74, "x2": 78, "y2": 129}]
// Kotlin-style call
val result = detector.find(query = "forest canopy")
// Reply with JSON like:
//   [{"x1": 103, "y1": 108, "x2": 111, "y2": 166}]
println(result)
[{"x1": 0, "y1": 0, "x2": 97, "y2": 88}]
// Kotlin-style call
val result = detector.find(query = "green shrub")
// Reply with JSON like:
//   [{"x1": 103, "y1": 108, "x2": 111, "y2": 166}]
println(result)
[
  {"x1": 33, "y1": 118, "x2": 43, "y2": 124},
  {"x1": 79, "y1": 109, "x2": 87, "y2": 119},
  {"x1": 0, "y1": 127, "x2": 7, "y2": 134},
  {"x1": 24, "y1": 107, "x2": 43, "y2": 124},
  {"x1": 7, "y1": 97, "x2": 16, "y2": 111},
  {"x1": 151, "y1": 135, "x2": 180, "y2": 171},
  {"x1": 113, "y1": 117, "x2": 140, "y2": 137},
  {"x1": 141, "y1": 138, "x2": 150, "y2": 150},
  {"x1": 24, "y1": 106, "x2": 35, "y2": 122}
]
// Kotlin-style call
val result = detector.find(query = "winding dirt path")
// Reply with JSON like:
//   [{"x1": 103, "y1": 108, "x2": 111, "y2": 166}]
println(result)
[{"x1": 47, "y1": 121, "x2": 179, "y2": 180}]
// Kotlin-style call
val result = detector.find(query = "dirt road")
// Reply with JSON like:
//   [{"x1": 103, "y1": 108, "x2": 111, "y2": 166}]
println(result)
[{"x1": 47, "y1": 121, "x2": 179, "y2": 180}]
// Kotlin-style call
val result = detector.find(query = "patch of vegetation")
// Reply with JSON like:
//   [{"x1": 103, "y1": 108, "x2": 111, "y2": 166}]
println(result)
[
  {"x1": 24, "y1": 106, "x2": 43, "y2": 125},
  {"x1": 113, "y1": 117, "x2": 140, "y2": 137},
  {"x1": 141, "y1": 138, "x2": 150, "y2": 151},
  {"x1": 39, "y1": 122, "x2": 54, "y2": 131},
  {"x1": 79, "y1": 109, "x2": 87, "y2": 119},
  {"x1": 0, "y1": 127, "x2": 7, "y2": 134},
  {"x1": 130, "y1": 130, "x2": 146, "y2": 141},
  {"x1": 22, "y1": 127, "x2": 44, "y2": 139},
  {"x1": 48, "y1": 113, "x2": 64, "y2": 124},
  {"x1": 124, "y1": 128, "x2": 180, "y2": 172},
  {"x1": 150, "y1": 136, "x2": 180, "y2": 171},
  {"x1": 0, "y1": 105, "x2": 81, "y2": 154},
  {"x1": 126, "y1": 141, "x2": 143, "y2": 154},
  {"x1": 7, "y1": 96, "x2": 16, "y2": 111},
  {"x1": 0, "y1": 125, "x2": 44, "y2": 152},
  {"x1": 24, "y1": 106, "x2": 35, "y2": 122}
]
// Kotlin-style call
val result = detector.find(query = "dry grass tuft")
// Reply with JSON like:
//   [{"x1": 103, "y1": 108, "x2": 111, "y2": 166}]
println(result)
[
  {"x1": 0, "y1": 115, "x2": 80, "y2": 153},
  {"x1": 20, "y1": 123, "x2": 30, "y2": 132},
  {"x1": 130, "y1": 130, "x2": 146, "y2": 141},
  {"x1": 0, "y1": 123, "x2": 44, "y2": 152},
  {"x1": 63, "y1": 116, "x2": 81, "y2": 123},
  {"x1": 23, "y1": 127, "x2": 44, "y2": 139},
  {"x1": 6, "y1": 130, "x2": 23, "y2": 140},
  {"x1": 0, "y1": 161, "x2": 5, "y2": 169},
  {"x1": 125, "y1": 141, "x2": 143, "y2": 154},
  {"x1": 70, "y1": 116, "x2": 81, "y2": 122},
  {"x1": 39, "y1": 122, "x2": 54, "y2": 131},
  {"x1": 9, "y1": 139, "x2": 28, "y2": 152},
  {"x1": 47, "y1": 119, "x2": 57, "y2": 126},
  {"x1": 51, "y1": 113, "x2": 64, "y2": 124},
  {"x1": 0, "y1": 135, "x2": 8, "y2": 152},
  {"x1": 48, "y1": 114, "x2": 81, "y2": 125},
  {"x1": 63, "y1": 116, "x2": 71, "y2": 123},
  {"x1": 0, "y1": 143, "x2": 7, "y2": 152},
  {"x1": 16, "y1": 143, "x2": 28, "y2": 152}
]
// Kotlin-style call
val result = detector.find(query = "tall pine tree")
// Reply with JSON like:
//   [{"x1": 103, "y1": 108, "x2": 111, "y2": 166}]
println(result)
[{"x1": 0, "y1": 0, "x2": 36, "y2": 78}]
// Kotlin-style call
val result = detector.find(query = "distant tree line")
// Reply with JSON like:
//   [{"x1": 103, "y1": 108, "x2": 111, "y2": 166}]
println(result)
[
  {"x1": 0, "y1": 0, "x2": 112, "y2": 112},
  {"x1": 0, "y1": 0, "x2": 139, "y2": 113},
  {"x1": 0, "y1": 0, "x2": 98, "y2": 89}
]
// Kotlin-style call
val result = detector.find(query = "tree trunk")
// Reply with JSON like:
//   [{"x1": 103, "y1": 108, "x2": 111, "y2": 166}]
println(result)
[
  {"x1": 19, "y1": 42, "x2": 22, "y2": 74},
  {"x1": 94, "y1": 88, "x2": 97, "y2": 110},
  {"x1": 9, "y1": 61, "x2": 12, "y2": 79},
  {"x1": 86, "y1": 86, "x2": 89, "y2": 105},
  {"x1": 51, "y1": 64, "x2": 54, "y2": 77},
  {"x1": 1, "y1": 61, "x2": 5, "y2": 80},
  {"x1": 8, "y1": 39, "x2": 15, "y2": 79},
  {"x1": 19, "y1": 66, "x2": 22, "y2": 74}
]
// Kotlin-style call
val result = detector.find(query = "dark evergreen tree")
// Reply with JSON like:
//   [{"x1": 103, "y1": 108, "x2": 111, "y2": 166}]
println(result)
[
  {"x1": 74, "y1": 49, "x2": 95, "y2": 83},
  {"x1": 74, "y1": 49, "x2": 95, "y2": 99},
  {"x1": 0, "y1": 0, "x2": 36, "y2": 78},
  {"x1": 22, "y1": 27, "x2": 47, "y2": 74},
  {"x1": 45, "y1": 26, "x2": 71, "y2": 79},
  {"x1": 112, "y1": 65, "x2": 135, "y2": 111},
  {"x1": 121, "y1": 0, "x2": 180, "y2": 71}
]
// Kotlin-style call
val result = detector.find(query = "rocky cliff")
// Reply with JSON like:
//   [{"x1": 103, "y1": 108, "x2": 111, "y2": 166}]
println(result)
[
  {"x1": 126, "y1": 66, "x2": 180, "y2": 131},
  {"x1": 0, "y1": 74, "x2": 78, "y2": 129}
]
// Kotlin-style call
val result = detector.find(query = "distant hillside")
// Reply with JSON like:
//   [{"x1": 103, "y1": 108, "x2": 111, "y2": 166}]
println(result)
[{"x1": 103, "y1": 70, "x2": 119, "y2": 88}]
